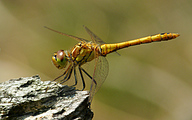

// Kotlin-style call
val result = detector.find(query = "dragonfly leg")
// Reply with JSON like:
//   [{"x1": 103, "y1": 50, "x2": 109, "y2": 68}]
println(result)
[
  {"x1": 60, "y1": 67, "x2": 73, "y2": 84},
  {"x1": 80, "y1": 67, "x2": 97, "y2": 86},
  {"x1": 64, "y1": 67, "x2": 73, "y2": 80},
  {"x1": 72, "y1": 67, "x2": 78, "y2": 86},
  {"x1": 53, "y1": 70, "x2": 67, "y2": 81},
  {"x1": 80, "y1": 67, "x2": 97, "y2": 103},
  {"x1": 53, "y1": 64, "x2": 72, "y2": 82},
  {"x1": 78, "y1": 66, "x2": 86, "y2": 91},
  {"x1": 47, "y1": 65, "x2": 70, "y2": 92}
]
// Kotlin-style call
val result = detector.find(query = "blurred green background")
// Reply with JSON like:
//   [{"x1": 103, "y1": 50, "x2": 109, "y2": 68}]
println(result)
[{"x1": 0, "y1": 0, "x2": 192, "y2": 120}]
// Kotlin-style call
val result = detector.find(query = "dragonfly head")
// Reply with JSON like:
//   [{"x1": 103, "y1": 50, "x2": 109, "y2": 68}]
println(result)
[{"x1": 52, "y1": 50, "x2": 68, "y2": 69}]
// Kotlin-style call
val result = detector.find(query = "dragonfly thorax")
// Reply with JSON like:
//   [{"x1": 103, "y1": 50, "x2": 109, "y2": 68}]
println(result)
[
  {"x1": 52, "y1": 50, "x2": 69, "y2": 69},
  {"x1": 70, "y1": 41, "x2": 102, "y2": 66}
]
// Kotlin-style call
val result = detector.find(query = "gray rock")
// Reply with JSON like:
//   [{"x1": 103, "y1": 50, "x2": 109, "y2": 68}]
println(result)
[{"x1": 0, "y1": 75, "x2": 93, "y2": 120}]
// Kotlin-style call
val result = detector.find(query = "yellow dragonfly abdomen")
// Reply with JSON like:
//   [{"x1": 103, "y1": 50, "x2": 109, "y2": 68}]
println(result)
[{"x1": 100, "y1": 33, "x2": 180, "y2": 55}]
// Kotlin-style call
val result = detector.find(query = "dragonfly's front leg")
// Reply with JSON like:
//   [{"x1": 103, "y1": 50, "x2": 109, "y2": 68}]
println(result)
[
  {"x1": 53, "y1": 70, "x2": 67, "y2": 82},
  {"x1": 53, "y1": 64, "x2": 72, "y2": 82},
  {"x1": 60, "y1": 66, "x2": 73, "y2": 84}
]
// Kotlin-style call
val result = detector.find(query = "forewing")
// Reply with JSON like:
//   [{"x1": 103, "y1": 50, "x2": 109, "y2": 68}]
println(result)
[
  {"x1": 44, "y1": 26, "x2": 90, "y2": 42},
  {"x1": 89, "y1": 56, "x2": 109, "y2": 102},
  {"x1": 84, "y1": 26, "x2": 120, "y2": 55},
  {"x1": 83, "y1": 26, "x2": 106, "y2": 45}
]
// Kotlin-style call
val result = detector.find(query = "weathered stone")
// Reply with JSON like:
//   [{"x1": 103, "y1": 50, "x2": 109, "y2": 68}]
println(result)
[{"x1": 0, "y1": 75, "x2": 93, "y2": 120}]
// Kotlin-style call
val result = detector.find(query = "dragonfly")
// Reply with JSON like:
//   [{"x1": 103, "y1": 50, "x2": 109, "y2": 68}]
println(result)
[{"x1": 45, "y1": 26, "x2": 180, "y2": 102}]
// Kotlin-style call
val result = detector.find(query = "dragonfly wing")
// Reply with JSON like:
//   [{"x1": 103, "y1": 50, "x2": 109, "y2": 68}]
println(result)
[
  {"x1": 89, "y1": 56, "x2": 109, "y2": 102},
  {"x1": 83, "y1": 26, "x2": 106, "y2": 45},
  {"x1": 44, "y1": 26, "x2": 90, "y2": 42},
  {"x1": 84, "y1": 26, "x2": 120, "y2": 55}
]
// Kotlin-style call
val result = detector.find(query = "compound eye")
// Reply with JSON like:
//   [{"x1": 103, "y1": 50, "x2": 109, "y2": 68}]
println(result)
[
  {"x1": 52, "y1": 50, "x2": 68, "y2": 69},
  {"x1": 57, "y1": 50, "x2": 64, "y2": 62}
]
